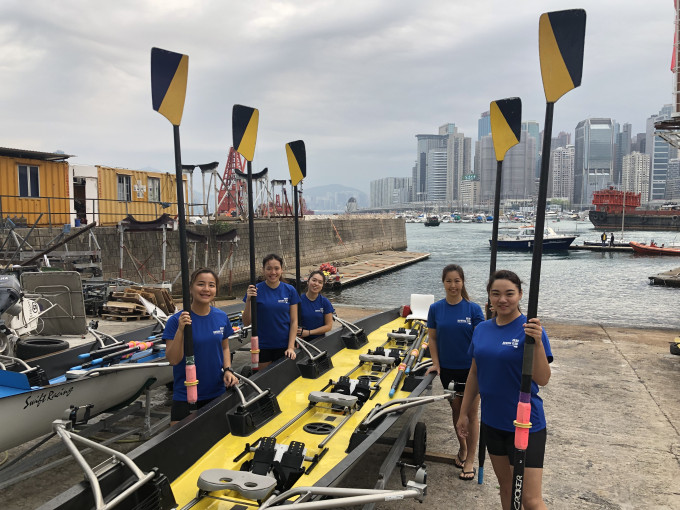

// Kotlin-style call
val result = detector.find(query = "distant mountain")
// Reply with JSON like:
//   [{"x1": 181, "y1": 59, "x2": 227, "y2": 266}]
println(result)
[{"x1": 302, "y1": 184, "x2": 369, "y2": 213}]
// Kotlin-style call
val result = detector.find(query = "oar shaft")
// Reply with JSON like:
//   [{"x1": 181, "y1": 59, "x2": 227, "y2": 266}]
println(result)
[
  {"x1": 246, "y1": 160, "x2": 259, "y2": 369},
  {"x1": 294, "y1": 185, "x2": 301, "y2": 294}
]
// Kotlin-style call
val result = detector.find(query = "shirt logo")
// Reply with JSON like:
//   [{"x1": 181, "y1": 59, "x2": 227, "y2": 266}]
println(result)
[
  {"x1": 457, "y1": 317, "x2": 472, "y2": 324},
  {"x1": 502, "y1": 338, "x2": 520, "y2": 348},
  {"x1": 213, "y1": 327, "x2": 225, "y2": 336},
  {"x1": 278, "y1": 298, "x2": 289, "y2": 304},
  {"x1": 315, "y1": 307, "x2": 324, "y2": 313}
]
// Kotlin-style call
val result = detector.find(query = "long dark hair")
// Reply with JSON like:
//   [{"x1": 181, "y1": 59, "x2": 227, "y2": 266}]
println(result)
[
  {"x1": 441, "y1": 264, "x2": 470, "y2": 301},
  {"x1": 262, "y1": 253, "x2": 284, "y2": 268},
  {"x1": 487, "y1": 269, "x2": 522, "y2": 314}
]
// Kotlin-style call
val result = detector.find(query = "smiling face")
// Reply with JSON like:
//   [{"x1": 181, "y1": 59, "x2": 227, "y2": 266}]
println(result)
[
  {"x1": 190, "y1": 271, "x2": 217, "y2": 306},
  {"x1": 307, "y1": 272, "x2": 325, "y2": 295},
  {"x1": 489, "y1": 277, "x2": 522, "y2": 321},
  {"x1": 263, "y1": 259, "x2": 283, "y2": 286},
  {"x1": 443, "y1": 269, "x2": 464, "y2": 303}
]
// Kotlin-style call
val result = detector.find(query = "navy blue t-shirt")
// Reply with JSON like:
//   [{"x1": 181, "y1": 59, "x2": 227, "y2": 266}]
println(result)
[
  {"x1": 469, "y1": 314, "x2": 553, "y2": 432},
  {"x1": 299, "y1": 294, "x2": 335, "y2": 340},
  {"x1": 427, "y1": 298, "x2": 484, "y2": 369},
  {"x1": 163, "y1": 307, "x2": 234, "y2": 401},
  {"x1": 243, "y1": 281, "x2": 301, "y2": 349}
]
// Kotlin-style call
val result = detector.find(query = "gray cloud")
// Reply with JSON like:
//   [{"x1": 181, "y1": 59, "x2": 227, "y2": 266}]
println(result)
[{"x1": 0, "y1": 0, "x2": 674, "y2": 194}]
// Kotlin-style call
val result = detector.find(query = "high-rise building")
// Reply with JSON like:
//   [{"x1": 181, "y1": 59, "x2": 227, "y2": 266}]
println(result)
[
  {"x1": 622, "y1": 151, "x2": 650, "y2": 204},
  {"x1": 551, "y1": 131, "x2": 571, "y2": 151},
  {"x1": 521, "y1": 121, "x2": 540, "y2": 178},
  {"x1": 426, "y1": 149, "x2": 448, "y2": 202},
  {"x1": 646, "y1": 105, "x2": 678, "y2": 201},
  {"x1": 370, "y1": 177, "x2": 412, "y2": 208},
  {"x1": 573, "y1": 118, "x2": 615, "y2": 207},
  {"x1": 414, "y1": 134, "x2": 446, "y2": 200},
  {"x1": 614, "y1": 123, "x2": 632, "y2": 186},
  {"x1": 666, "y1": 159, "x2": 680, "y2": 201},
  {"x1": 478, "y1": 111, "x2": 491, "y2": 140},
  {"x1": 551, "y1": 145, "x2": 575, "y2": 200}
]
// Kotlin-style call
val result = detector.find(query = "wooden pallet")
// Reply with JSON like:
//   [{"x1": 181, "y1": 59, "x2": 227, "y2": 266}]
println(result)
[{"x1": 102, "y1": 314, "x2": 149, "y2": 322}]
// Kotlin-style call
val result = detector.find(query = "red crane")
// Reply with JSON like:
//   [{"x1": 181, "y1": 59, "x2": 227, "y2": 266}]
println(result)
[{"x1": 216, "y1": 147, "x2": 247, "y2": 217}]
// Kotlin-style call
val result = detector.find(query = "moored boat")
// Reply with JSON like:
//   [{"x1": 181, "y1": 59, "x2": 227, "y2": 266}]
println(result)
[
  {"x1": 629, "y1": 241, "x2": 680, "y2": 256},
  {"x1": 423, "y1": 215, "x2": 440, "y2": 226},
  {"x1": 39, "y1": 310, "x2": 445, "y2": 510},
  {"x1": 589, "y1": 187, "x2": 680, "y2": 231},
  {"x1": 491, "y1": 225, "x2": 577, "y2": 251}
]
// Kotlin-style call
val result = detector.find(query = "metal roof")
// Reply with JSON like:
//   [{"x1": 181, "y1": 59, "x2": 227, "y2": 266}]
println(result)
[{"x1": 0, "y1": 147, "x2": 74, "y2": 161}]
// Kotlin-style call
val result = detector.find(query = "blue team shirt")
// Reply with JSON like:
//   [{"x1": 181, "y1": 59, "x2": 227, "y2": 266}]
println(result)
[
  {"x1": 427, "y1": 298, "x2": 484, "y2": 369},
  {"x1": 163, "y1": 307, "x2": 234, "y2": 402},
  {"x1": 243, "y1": 281, "x2": 301, "y2": 349},
  {"x1": 299, "y1": 294, "x2": 335, "y2": 340},
  {"x1": 469, "y1": 314, "x2": 553, "y2": 432}
]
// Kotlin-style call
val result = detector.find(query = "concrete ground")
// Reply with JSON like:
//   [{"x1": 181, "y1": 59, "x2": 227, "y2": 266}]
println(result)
[{"x1": 2, "y1": 305, "x2": 680, "y2": 509}]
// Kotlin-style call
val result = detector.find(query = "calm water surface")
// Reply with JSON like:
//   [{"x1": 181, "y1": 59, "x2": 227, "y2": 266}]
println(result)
[{"x1": 328, "y1": 221, "x2": 680, "y2": 329}]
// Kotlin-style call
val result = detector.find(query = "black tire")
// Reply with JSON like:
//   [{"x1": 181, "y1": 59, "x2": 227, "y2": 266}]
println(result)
[
  {"x1": 670, "y1": 342, "x2": 680, "y2": 356},
  {"x1": 412, "y1": 421, "x2": 427, "y2": 466},
  {"x1": 16, "y1": 337, "x2": 70, "y2": 360}
]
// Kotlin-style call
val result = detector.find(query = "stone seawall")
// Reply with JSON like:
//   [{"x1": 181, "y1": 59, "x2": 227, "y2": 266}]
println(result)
[{"x1": 6, "y1": 216, "x2": 406, "y2": 293}]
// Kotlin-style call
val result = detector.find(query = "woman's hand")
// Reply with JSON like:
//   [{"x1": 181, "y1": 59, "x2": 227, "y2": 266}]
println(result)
[
  {"x1": 178, "y1": 311, "x2": 191, "y2": 331},
  {"x1": 425, "y1": 363, "x2": 440, "y2": 375},
  {"x1": 523, "y1": 317, "x2": 543, "y2": 342},
  {"x1": 285, "y1": 347, "x2": 297, "y2": 360},
  {"x1": 246, "y1": 285, "x2": 257, "y2": 300},
  {"x1": 457, "y1": 415, "x2": 470, "y2": 438},
  {"x1": 223, "y1": 369, "x2": 239, "y2": 388},
  {"x1": 297, "y1": 327, "x2": 305, "y2": 338}
]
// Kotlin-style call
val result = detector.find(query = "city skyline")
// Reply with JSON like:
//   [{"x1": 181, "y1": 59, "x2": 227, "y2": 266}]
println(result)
[{"x1": 0, "y1": 1, "x2": 675, "y2": 196}]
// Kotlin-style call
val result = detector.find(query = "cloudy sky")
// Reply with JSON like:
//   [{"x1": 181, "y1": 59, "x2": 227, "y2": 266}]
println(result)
[{"x1": 0, "y1": 0, "x2": 675, "y2": 195}]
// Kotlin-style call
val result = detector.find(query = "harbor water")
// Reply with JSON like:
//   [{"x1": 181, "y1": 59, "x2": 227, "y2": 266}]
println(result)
[{"x1": 328, "y1": 220, "x2": 680, "y2": 329}]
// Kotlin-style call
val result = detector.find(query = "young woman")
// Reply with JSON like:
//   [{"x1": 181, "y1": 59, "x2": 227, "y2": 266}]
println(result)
[
  {"x1": 425, "y1": 264, "x2": 484, "y2": 480},
  {"x1": 164, "y1": 268, "x2": 239, "y2": 425},
  {"x1": 297, "y1": 270, "x2": 335, "y2": 341},
  {"x1": 242, "y1": 254, "x2": 300, "y2": 369},
  {"x1": 458, "y1": 270, "x2": 552, "y2": 510}
]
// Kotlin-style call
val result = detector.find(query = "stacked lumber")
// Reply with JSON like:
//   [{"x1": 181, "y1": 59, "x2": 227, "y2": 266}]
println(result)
[{"x1": 102, "y1": 286, "x2": 177, "y2": 321}]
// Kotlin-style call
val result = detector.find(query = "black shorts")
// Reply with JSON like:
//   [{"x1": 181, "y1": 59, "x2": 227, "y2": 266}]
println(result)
[
  {"x1": 259, "y1": 348, "x2": 287, "y2": 363},
  {"x1": 482, "y1": 422, "x2": 547, "y2": 469},
  {"x1": 171, "y1": 398, "x2": 213, "y2": 422},
  {"x1": 439, "y1": 367, "x2": 470, "y2": 394}
]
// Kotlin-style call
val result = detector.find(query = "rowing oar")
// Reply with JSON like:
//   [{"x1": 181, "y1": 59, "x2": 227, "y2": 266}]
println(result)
[
  {"x1": 151, "y1": 47, "x2": 198, "y2": 403},
  {"x1": 511, "y1": 10, "x2": 585, "y2": 508},
  {"x1": 286, "y1": 140, "x2": 306, "y2": 295},
  {"x1": 232, "y1": 105, "x2": 262, "y2": 371},
  {"x1": 77, "y1": 338, "x2": 157, "y2": 359},
  {"x1": 479, "y1": 97, "x2": 522, "y2": 485},
  {"x1": 389, "y1": 324, "x2": 426, "y2": 397},
  {"x1": 72, "y1": 339, "x2": 161, "y2": 369}
]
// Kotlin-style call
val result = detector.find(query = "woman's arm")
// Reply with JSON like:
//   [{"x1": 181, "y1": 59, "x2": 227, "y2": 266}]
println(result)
[
  {"x1": 524, "y1": 318, "x2": 551, "y2": 386},
  {"x1": 302, "y1": 312, "x2": 333, "y2": 338},
  {"x1": 221, "y1": 337, "x2": 238, "y2": 387},
  {"x1": 165, "y1": 311, "x2": 190, "y2": 365},
  {"x1": 425, "y1": 328, "x2": 440, "y2": 374}
]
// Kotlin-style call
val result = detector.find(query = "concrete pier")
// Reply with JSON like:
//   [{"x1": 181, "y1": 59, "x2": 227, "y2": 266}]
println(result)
[{"x1": 649, "y1": 266, "x2": 680, "y2": 286}]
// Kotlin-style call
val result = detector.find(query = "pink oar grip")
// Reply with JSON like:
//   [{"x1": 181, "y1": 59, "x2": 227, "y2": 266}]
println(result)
[
  {"x1": 514, "y1": 401, "x2": 532, "y2": 449},
  {"x1": 185, "y1": 364, "x2": 198, "y2": 404},
  {"x1": 250, "y1": 336, "x2": 260, "y2": 370}
]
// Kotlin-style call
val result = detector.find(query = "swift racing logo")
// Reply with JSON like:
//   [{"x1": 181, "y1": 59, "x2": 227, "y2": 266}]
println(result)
[
  {"x1": 513, "y1": 474, "x2": 523, "y2": 509},
  {"x1": 24, "y1": 386, "x2": 75, "y2": 409}
]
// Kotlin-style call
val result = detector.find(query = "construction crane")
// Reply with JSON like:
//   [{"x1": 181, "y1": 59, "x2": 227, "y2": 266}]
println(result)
[{"x1": 216, "y1": 147, "x2": 247, "y2": 217}]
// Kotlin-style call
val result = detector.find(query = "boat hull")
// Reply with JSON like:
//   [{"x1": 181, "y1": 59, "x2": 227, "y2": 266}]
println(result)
[
  {"x1": 629, "y1": 241, "x2": 680, "y2": 256},
  {"x1": 492, "y1": 237, "x2": 576, "y2": 251},
  {"x1": 589, "y1": 210, "x2": 680, "y2": 231},
  {"x1": 0, "y1": 353, "x2": 171, "y2": 452},
  {"x1": 39, "y1": 309, "x2": 436, "y2": 510}
]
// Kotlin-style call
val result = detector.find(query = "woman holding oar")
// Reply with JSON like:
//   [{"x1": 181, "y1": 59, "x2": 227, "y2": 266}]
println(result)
[
  {"x1": 164, "y1": 268, "x2": 239, "y2": 425},
  {"x1": 425, "y1": 264, "x2": 484, "y2": 480},
  {"x1": 458, "y1": 270, "x2": 552, "y2": 509},
  {"x1": 297, "y1": 270, "x2": 335, "y2": 341},
  {"x1": 243, "y1": 254, "x2": 300, "y2": 369}
]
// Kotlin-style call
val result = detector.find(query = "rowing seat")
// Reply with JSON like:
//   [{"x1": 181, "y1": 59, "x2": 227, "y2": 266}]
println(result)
[
  {"x1": 197, "y1": 469, "x2": 276, "y2": 500},
  {"x1": 359, "y1": 353, "x2": 398, "y2": 366},
  {"x1": 446, "y1": 381, "x2": 466, "y2": 397},
  {"x1": 405, "y1": 294, "x2": 434, "y2": 321},
  {"x1": 308, "y1": 391, "x2": 358, "y2": 408},
  {"x1": 387, "y1": 328, "x2": 417, "y2": 340}
]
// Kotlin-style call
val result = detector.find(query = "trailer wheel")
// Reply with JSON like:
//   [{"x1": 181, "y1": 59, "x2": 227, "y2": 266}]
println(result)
[
  {"x1": 16, "y1": 337, "x2": 69, "y2": 360},
  {"x1": 412, "y1": 421, "x2": 427, "y2": 465}
]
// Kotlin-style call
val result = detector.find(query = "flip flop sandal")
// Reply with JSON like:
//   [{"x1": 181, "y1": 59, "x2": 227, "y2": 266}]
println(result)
[
  {"x1": 453, "y1": 453, "x2": 465, "y2": 469},
  {"x1": 459, "y1": 468, "x2": 476, "y2": 481}
]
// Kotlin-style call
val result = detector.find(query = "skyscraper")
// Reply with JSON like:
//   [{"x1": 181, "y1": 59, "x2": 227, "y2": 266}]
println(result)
[
  {"x1": 551, "y1": 145, "x2": 575, "y2": 200},
  {"x1": 645, "y1": 105, "x2": 678, "y2": 201},
  {"x1": 370, "y1": 177, "x2": 412, "y2": 208},
  {"x1": 521, "y1": 121, "x2": 540, "y2": 178},
  {"x1": 478, "y1": 111, "x2": 491, "y2": 140},
  {"x1": 573, "y1": 118, "x2": 615, "y2": 207},
  {"x1": 622, "y1": 151, "x2": 650, "y2": 203},
  {"x1": 614, "y1": 122, "x2": 632, "y2": 186}
]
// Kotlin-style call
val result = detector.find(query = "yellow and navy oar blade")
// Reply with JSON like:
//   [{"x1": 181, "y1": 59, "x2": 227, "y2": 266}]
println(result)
[
  {"x1": 232, "y1": 105, "x2": 259, "y2": 161},
  {"x1": 150, "y1": 47, "x2": 188, "y2": 126},
  {"x1": 490, "y1": 98, "x2": 521, "y2": 162},
  {"x1": 539, "y1": 9, "x2": 586, "y2": 103},
  {"x1": 285, "y1": 140, "x2": 306, "y2": 186}
]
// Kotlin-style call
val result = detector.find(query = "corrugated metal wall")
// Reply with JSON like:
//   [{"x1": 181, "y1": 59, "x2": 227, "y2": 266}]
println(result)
[
  {"x1": 0, "y1": 156, "x2": 70, "y2": 225},
  {"x1": 96, "y1": 166, "x2": 184, "y2": 225}
]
